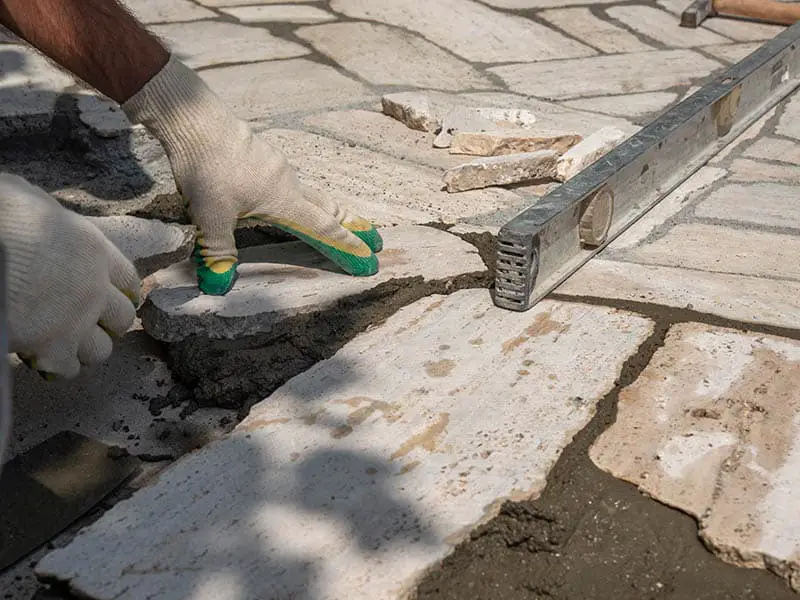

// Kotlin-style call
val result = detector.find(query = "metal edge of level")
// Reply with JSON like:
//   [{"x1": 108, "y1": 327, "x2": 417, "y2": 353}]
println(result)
[{"x1": 493, "y1": 22, "x2": 800, "y2": 312}]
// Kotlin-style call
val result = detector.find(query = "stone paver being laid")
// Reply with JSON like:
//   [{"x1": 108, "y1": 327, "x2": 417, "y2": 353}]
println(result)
[
  {"x1": 123, "y1": 0, "x2": 215, "y2": 23},
  {"x1": 221, "y1": 5, "x2": 337, "y2": 24},
  {"x1": 36, "y1": 290, "x2": 654, "y2": 600},
  {"x1": 590, "y1": 324, "x2": 800, "y2": 591}
]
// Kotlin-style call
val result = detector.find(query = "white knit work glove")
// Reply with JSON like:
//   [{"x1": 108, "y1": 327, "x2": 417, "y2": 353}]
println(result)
[
  {"x1": 0, "y1": 174, "x2": 140, "y2": 380},
  {"x1": 121, "y1": 55, "x2": 382, "y2": 296}
]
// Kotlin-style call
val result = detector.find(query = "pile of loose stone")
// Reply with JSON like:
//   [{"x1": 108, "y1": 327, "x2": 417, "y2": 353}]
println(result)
[{"x1": 381, "y1": 91, "x2": 629, "y2": 193}]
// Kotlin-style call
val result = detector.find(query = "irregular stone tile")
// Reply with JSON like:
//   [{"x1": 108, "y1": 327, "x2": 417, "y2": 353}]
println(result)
[
  {"x1": 490, "y1": 50, "x2": 723, "y2": 100},
  {"x1": 776, "y1": 94, "x2": 800, "y2": 140},
  {"x1": 221, "y1": 4, "x2": 336, "y2": 23},
  {"x1": 540, "y1": 7, "x2": 653, "y2": 53},
  {"x1": 38, "y1": 289, "x2": 654, "y2": 600},
  {"x1": 479, "y1": 0, "x2": 618, "y2": 7},
  {"x1": 141, "y1": 226, "x2": 486, "y2": 342},
  {"x1": 200, "y1": 59, "x2": 375, "y2": 121},
  {"x1": 88, "y1": 216, "x2": 194, "y2": 276},
  {"x1": 702, "y1": 17, "x2": 784, "y2": 42},
  {"x1": 743, "y1": 138, "x2": 800, "y2": 165},
  {"x1": 76, "y1": 93, "x2": 133, "y2": 138},
  {"x1": 382, "y1": 92, "x2": 442, "y2": 132},
  {"x1": 296, "y1": 22, "x2": 492, "y2": 91},
  {"x1": 433, "y1": 106, "x2": 539, "y2": 149},
  {"x1": 197, "y1": 0, "x2": 314, "y2": 4},
  {"x1": 150, "y1": 20, "x2": 309, "y2": 69},
  {"x1": 444, "y1": 151, "x2": 558, "y2": 192},
  {"x1": 565, "y1": 92, "x2": 678, "y2": 119},
  {"x1": 555, "y1": 126, "x2": 628, "y2": 182},
  {"x1": 606, "y1": 5, "x2": 728, "y2": 47},
  {"x1": 304, "y1": 109, "x2": 464, "y2": 171},
  {"x1": 0, "y1": 44, "x2": 74, "y2": 136},
  {"x1": 450, "y1": 130, "x2": 581, "y2": 157},
  {"x1": 259, "y1": 128, "x2": 527, "y2": 226},
  {"x1": 695, "y1": 182, "x2": 800, "y2": 229},
  {"x1": 702, "y1": 42, "x2": 762, "y2": 64},
  {"x1": 330, "y1": 0, "x2": 596, "y2": 63},
  {"x1": 557, "y1": 259, "x2": 800, "y2": 329},
  {"x1": 122, "y1": 0, "x2": 215, "y2": 23},
  {"x1": 590, "y1": 324, "x2": 800, "y2": 590},
  {"x1": 729, "y1": 159, "x2": 800, "y2": 184},
  {"x1": 607, "y1": 166, "x2": 727, "y2": 251},
  {"x1": 620, "y1": 223, "x2": 800, "y2": 280}
]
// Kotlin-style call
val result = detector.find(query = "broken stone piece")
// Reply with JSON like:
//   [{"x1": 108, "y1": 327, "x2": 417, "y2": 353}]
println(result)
[
  {"x1": 556, "y1": 126, "x2": 628, "y2": 182},
  {"x1": 140, "y1": 225, "x2": 485, "y2": 343},
  {"x1": 444, "y1": 151, "x2": 558, "y2": 193},
  {"x1": 450, "y1": 130, "x2": 582, "y2": 157},
  {"x1": 381, "y1": 92, "x2": 443, "y2": 132},
  {"x1": 433, "y1": 106, "x2": 539, "y2": 149},
  {"x1": 88, "y1": 215, "x2": 194, "y2": 277}
]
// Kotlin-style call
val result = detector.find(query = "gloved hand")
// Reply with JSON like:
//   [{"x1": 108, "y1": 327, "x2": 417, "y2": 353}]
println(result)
[
  {"x1": 0, "y1": 174, "x2": 140, "y2": 380},
  {"x1": 121, "y1": 55, "x2": 382, "y2": 296}
]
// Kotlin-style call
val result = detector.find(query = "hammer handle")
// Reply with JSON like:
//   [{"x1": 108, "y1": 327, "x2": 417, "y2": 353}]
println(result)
[{"x1": 714, "y1": 0, "x2": 800, "y2": 25}]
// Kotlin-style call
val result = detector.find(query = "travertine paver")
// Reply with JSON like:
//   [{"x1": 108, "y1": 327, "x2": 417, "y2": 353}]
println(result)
[
  {"x1": 695, "y1": 183, "x2": 800, "y2": 228},
  {"x1": 296, "y1": 22, "x2": 492, "y2": 91},
  {"x1": 443, "y1": 151, "x2": 558, "y2": 192},
  {"x1": 196, "y1": 0, "x2": 315, "y2": 5},
  {"x1": 744, "y1": 138, "x2": 800, "y2": 165},
  {"x1": 257, "y1": 128, "x2": 528, "y2": 226},
  {"x1": 330, "y1": 0, "x2": 596, "y2": 63},
  {"x1": 703, "y1": 42, "x2": 763, "y2": 64},
  {"x1": 0, "y1": 44, "x2": 74, "y2": 136},
  {"x1": 122, "y1": 0, "x2": 215, "y2": 23},
  {"x1": 481, "y1": 0, "x2": 617, "y2": 6},
  {"x1": 540, "y1": 8, "x2": 653, "y2": 54},
  {"x1": 141, "y1": 225, "x2": 486, "y2": 342},
  {"x1": 564, "y1": 92, "x2": 678, "y2": 119},
  {"x1": 490, "y1": 50, "x2": 723, "y2": 100},
  {"x1": 200, "y1": 59, "x2": 375, "y2": 121},
  {"x1": 150, "y1": 20, "x2": 309, "y2": 69},
  {"x1": 729, "y1": 159, "x2": 800, "y2": 185},
  {"x1": 37, "y1": 290, "x2": 654, "y2": 600},
  {"x1": 606, "y1": 5, "x2": 729, "y2": 47},
  {"x1": 221, "y1": 4, "x2": 336, "y2": 23},
  {"x1": 555, "y1": 126, "x2": 627, "y2": 181},
  {"x1": 449, "y1": 130, "x2": 581, "y2": 157},
  {"x1": 590, "y1": 324, "x2": 800, "y2": 591}
]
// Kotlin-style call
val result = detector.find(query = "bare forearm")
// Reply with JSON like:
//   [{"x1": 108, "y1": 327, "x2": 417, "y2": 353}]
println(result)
[{"x1": 0, "y1": 0, "x2": 169, "y2": 103}]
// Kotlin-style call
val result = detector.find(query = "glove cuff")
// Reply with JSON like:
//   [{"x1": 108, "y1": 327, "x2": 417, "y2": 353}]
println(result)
[{"x1": 121, "y1": 54, "x2": 245, "y2": 166}]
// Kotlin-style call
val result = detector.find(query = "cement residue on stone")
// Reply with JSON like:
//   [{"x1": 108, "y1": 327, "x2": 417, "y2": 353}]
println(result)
[
  {"x1": 590, "y1": 323, "x2": 800, "y2": 591},
  {"x1": 141, "y1": 225, "x2": 486, "y2": 343},
  {"x1": 36, "y1": 290, "x2": 653, "y2": 600}
]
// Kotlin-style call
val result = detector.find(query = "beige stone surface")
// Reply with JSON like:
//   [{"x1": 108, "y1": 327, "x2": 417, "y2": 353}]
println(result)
[
  {"x1": 433, "y1": 106, "x2": 539, "y2": 149},
  {"x1": 297, "y1": 22, "x2": 492, "y2": 91},
  {"x1": 122, "y1": 0, "x2": 215, "y2": 22},
  {"x1": 444, "y1": 151, "x2": 558, "y2": 192},
  {"x1": 606, "y1": 5, "x2": 728, "y2": 47},
  {"x1": 196, "y1": 0, "x2": 314, "y2": 4},
  {"x1": 743, "y1": 138, "x2": 800, "y2": 165},
  {"x1": 555, "y1": 126, "x2": 628, "y2": 181},
  {"x1": 141, "y1": 226, "x2": 486, "y2": 342},
  {"x1": 564, "y1": 92, "x2": 678, "y2": 119},
  {"x1": 729, "y1": 159, "x2": 800, "y2": 185},
  {"x1": 38, "y1": 290, "x2": 654, "y2": 600},
  {"x1": 450, "y1": 130, "x2": 581, "y2": 157},
  {"x1": 150, "y1": 21, "x2": 309, "y2": 68},
  {"x1": 382, "y1": 92, "x2": 443, "y2": 133},
  {"x1": 200, "y1": 59, "x2": 375, "y2": 121},
  {"x1": 490, "y1": 50, "x2": 723, "y2": 100},
  {"x1": 221, "y1": 4, "x2": 336, "y2": 23},
  {"x1": 703, "y1": 42, "x2": 763, "y2": 64},
  {"x1": 590, "y1": 324, "x2": 800, "y2": 590},
  {"x1": 481, "y1": 0, "x2": 617, "y2": 6},
  {"x1": 700, "y1": 17, "x2": 785, "y2": 42},
  {"x1": 540, "y1": 7, "x2": 653, "y2": 53},
  {"x1": 695, "y1": 183, "x2": 800, "y2": 228},
  {"x1": 330, "y1": 0, "x2": 595, "y2": 63},
  {"x1": 776, "y1": 94, "x2": 800, "y2": 140}
]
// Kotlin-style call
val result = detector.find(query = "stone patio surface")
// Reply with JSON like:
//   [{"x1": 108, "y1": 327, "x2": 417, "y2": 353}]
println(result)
[{"x1": 1, "y1": 0, "x2": 799, "y2": 598}]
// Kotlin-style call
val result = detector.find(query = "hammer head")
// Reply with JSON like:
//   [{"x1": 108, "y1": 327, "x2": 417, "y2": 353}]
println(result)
[{"x1": 680, "y1": 0, "x2": 715, "y2": 27}]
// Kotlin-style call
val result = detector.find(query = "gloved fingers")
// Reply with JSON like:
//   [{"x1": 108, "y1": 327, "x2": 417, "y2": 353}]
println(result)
[
  {"x1": 77, "y1": 326, "x2": 113, "y2": 367},
  {"x1": 99, "y1": 285, "x2": 137, "y2": 338},
  {"x1": 300, "y1": 185, "x2": 383, "y2": 253},
  {"x1": 102, "y1": 236, "x2": 142, "y2": 307}
]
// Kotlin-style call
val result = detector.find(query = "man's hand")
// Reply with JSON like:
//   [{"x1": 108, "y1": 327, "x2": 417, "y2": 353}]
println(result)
[
  {"x1": 0, "y1": 174, "x2": 140, "y2": 379},
  {"x1": 122, "y1": 56, "x2": 383, "y2": 296}
]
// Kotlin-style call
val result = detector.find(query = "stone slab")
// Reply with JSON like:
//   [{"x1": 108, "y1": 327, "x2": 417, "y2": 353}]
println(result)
[
  {"x1": 140, "y1": 225, "x2": 486, "y2": 342},
  {"x1": 483, "y1": 0, "x2": 617, "y2": 5},
  {"x1": 432, "y1": 106, "x2": 539, "y2": 149},
  {"x1": 37, "y1": 289, "x2": 654, "y2": 600},
  {"x1": 88, "y1": 216, "x2": 194, "y2": 277},
  {"x1": 590, "y1": 323, "x2": 800, "y2": 591},
  {"x1": 443, "y1": 151, "x2": 558, "y2": 192},
  {"x1": 729, "y1": 159, "x2": 800, "y2": 185},
  {"x1": 150, "y1": 21, "x2": 309, "y2": 69},
  {"x1": 330, "y1": 0, "x2": 596, "y2": 63},
  {"x1": 564, "y1": 92, "x2": 678, "y2": 119},
  {"x1": 450, "y1": 130, "x2": 581, "y2": 157},
  {"x1": 258, "y1": 128, "x2": 527, "y2": 226},
  {"x1": 490, "y1": 50, "x2": 723, "y2": 100},
  {"x1": 76, "y1": 93, "x2": 133, "y2": 138},
  {"x1": 616, "y1": 223, "x2": 800, "y2": 281},
  {"x1": 606, "y1": 5, "x2": 729, "y2": 47},
  {"x1": 703, "y1": 42, "x2": 763, "y2": 64},
  {"x1": 743, "y1": 138, "x2": 800, "y2": 165},
  {"x1": 200, "y1": 59, "x2": 375, "y2": 121},
  {"x1": 221, "y1": 4, "x2": 336, "y2": 23},
  {"x1": 122, "y1": 0, "x2": 215, "y2": 23},
  {"x1": 197, "y1": 0, "x2": 314, "y2": 4},
  {"x1": 296, "y1": 22, "x2": 492, "y2": 91},
  {"x1": 555, "y1": 126, "x2": 627, "y2": 182},
  {"x1": 557, "y1": 258, "x2": 800, "y2": 329},
  {"x1": 540, "y1": 7, "x2": 653, "y2": 54},
  {"x1": 695, "y1": 182, "x2": 800, "y2": 229}
]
